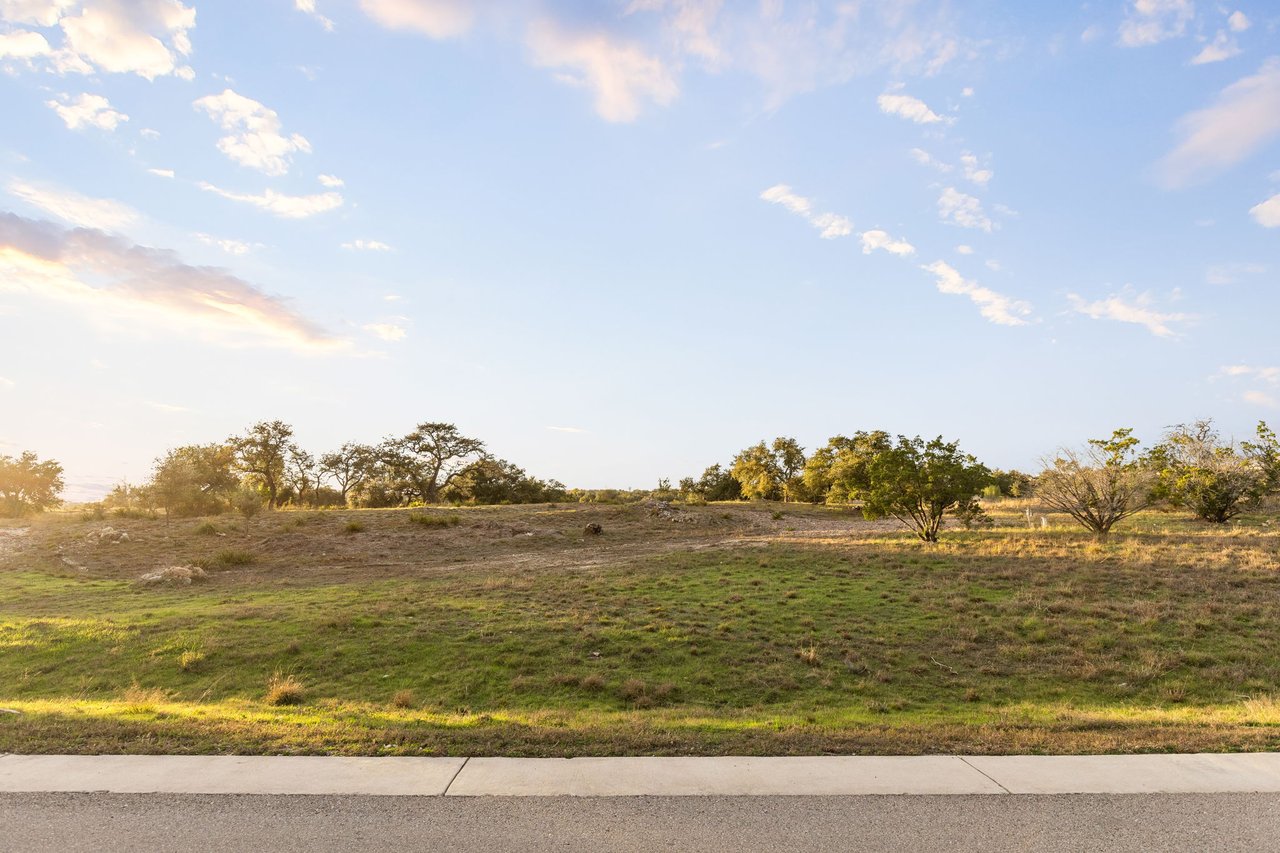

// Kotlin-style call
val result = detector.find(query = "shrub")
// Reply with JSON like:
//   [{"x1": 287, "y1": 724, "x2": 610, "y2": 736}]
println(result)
[
  {"x1": 344, "y1": 520, "x2": 365, "y2": 534},
  {"x1": 265, "y1": 672, "x2": 305, "y2": 706},
  {"x1": 408, "y1": 512, "x2": 460, "y2": 528},
  {"x1": 213, "y1": 549, "x2": 255, "y2": 567},
  {"x1": 178, "y1": 649, "x2": 206, "y2": 672},
  {"x1": 193, "y1": 521, "x2": 219, "y2": 536}
]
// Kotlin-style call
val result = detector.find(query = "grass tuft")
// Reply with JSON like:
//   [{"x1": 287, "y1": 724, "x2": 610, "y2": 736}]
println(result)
[
  {"x1": 408, "y1": 512, "x2": 461, "y2": 528},
  {"x1": 265, "y1": 672, "x2": 305, "y2": 706}
]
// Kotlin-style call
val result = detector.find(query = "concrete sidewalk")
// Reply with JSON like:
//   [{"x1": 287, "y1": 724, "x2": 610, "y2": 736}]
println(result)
[{"x1": 4, "y1": 753, "x2": 1280, "y2": 797}]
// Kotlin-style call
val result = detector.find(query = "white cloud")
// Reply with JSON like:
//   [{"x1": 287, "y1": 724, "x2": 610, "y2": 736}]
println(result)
[
  {"x1": 877, "y1": 92, "x2": 948, "y2": 124},
  {"x1": 1250, "y1": 192, "x2": 1280, "y2": 227},
  {"x1": 527, "y1": 19, "x2": 679, "y2": 122},
  {"x1": 6, "y1": 179, "x2": 136, "y2": 230},
  {"x1": 1081, "y1": 24, "x2": 1106, "y2": 43},
  {"x1": 363, "y1": 322, "x2": 406, "y2": 341},
  {"x1": 147, "y1": 167, "x2": 174, "y2": 178},
  {"x1": 546, "y1": 425, "x2": 587, "y2": 433},
  {"x1": 1067, "y1": 290, "x2": 1192, "y2": 337},
  {"x1": 1228, "y1": 11, "x2": 1250, "y2": 32},
  {"x1": 58, "y1": 0, "x2": 196, "y2": 80},
  {"x1": 0, "y1": 375, "x2": 14, "y2": 389},
  {"x1": 1118, "y1": 0, "x2": 1194, "y2": 47},
  {"x1": 0, "y1": 28, "x2": 51, "y2": 58},
  {"x1": 139, "y1": 127, "x2": 160, "y2": 138},
  {"x1": 760, "y1": 184, "x2": 853, "y2": 239},
  {"x1": 0, "y1": 1, "x2": 77, "y2": 27},
  {"x1": 860, "y1": 229, "x2": 915, "y2": 257},
  {"x1": 1191, "y1": 31, "x2": 1241, "y2": 65},
  {"x1": 193, "y1": 89, "x2": 312, "y2": 176},
  {"x1": 985, "y1": 259, "x2": 1002, "y2": 271},
  {"x1": 922, "y1": 260, "x2": 1031, "y2": 326},
  {"x1": 1157, "y1": 58, "x2": 1280, "y2": 188},
  {"x1": 45, "y1": 92, "x2": 127, "y2": 131},
  {"x1": 1220, "y1": 364, "x2": 1280, "y2": 383},
  {"x1": 198, "y1": 182, "x2": 343, "y2": 219},
  {"x1": 959, "y1": 152, "x2": 992, "y2": 186},
  {"x1": 961, "y1": 86, "x2": 974, "y2": 97},
  {"x1": 956, "y1": 244, "x2": 973, "y2": 255},
  {"x1": 194, "y1": 232, "x2": 256, "y2": 255},
  {"x1": 342, "y1": 239, "x2": 392, "y2": 251},
  {"x1": 358, "y1": 0, "x2": 473, "y2": 38},
  {"x1": 937, "y1": 187, "x2": 993, "y2": 231},
  {"x1": 1244, "y1": 390, "x2": 1278, "y2": 407},
  {"x1": 0, "y1": 212, "x2": 344, "y2": 351},
  {"x1": 318, "y1": 173, "x2": 344, "y2": 187},
  {"x1": 1206, "y1": 262, "x2": 1266, "y2": 284},
  {"x1": 909, "y1": 147, "x2": 952, "y2": 172},
  {"x1": 294, "y1": 0, "x2": 334, "y2": 31},
  {"x1": 146, "y1": 400, "x2": 190, "y2": 413}
]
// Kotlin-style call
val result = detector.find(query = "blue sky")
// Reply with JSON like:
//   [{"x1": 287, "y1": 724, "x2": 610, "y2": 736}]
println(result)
[{"x1": 1, "y1": 0, "x2": 1278, "y2": 499}]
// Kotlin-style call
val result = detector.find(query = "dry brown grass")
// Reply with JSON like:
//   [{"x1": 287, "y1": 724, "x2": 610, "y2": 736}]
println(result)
[{"x1": 265, "y1": 672, "x2": 305, "y2": 706}]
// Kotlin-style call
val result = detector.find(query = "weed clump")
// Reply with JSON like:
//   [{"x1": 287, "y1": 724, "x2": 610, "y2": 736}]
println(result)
[
  {"x1": 266, "y1": 672, "x2": 305, "y2": 706},
  {"x1": 179, "y1": 650, "x2": 206, "y2": 672},
  {"x1": 391, "y1": 689, "x2": 416, "y2": 709},
  {"x1": 409, "y1": 513, "x2": 460, "y2": 528},
  {"x1": 193, "y1": 522, "x2": 219, "y2": 536},
  {"x1": 344, "y1": 520, "x2": 365, "y2": 534},
  {"x1": 212, "y1": 549, "x2": 255, "y2": 567}
]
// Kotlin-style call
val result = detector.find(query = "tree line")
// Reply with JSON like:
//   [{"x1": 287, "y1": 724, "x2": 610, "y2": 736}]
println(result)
[
  {"x1": 100, "y1": 420, "x2": 569, "y2": 518},
  {"x1": 3, "y1": 418, "x2": 1276, "y2": 542}
]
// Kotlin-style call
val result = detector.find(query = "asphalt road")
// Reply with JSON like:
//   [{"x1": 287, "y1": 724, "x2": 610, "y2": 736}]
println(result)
[{"x1": 3, "y1": 793, "x2": 1280, "y2": 852}]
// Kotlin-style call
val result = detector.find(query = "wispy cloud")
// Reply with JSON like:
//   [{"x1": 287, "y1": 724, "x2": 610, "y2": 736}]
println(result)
[
  {"x1": 1068, "y1": 290, "x2": 1192, "y2": 337},
  {"x1": 193, "y1": 89, "x2": 313, "y2": 176},
  {"x1": 198, "y1": 182, "x2": 343, "y2": 219},
  {"x1": 6, "y1": 179, "x2": 137, "y2": 231},
  {"x1": 147, "y1": 167, "x2": 175, "y2": 178},
  {"x1": 909, "y1": 147, "x2": 952, "y2": 172},
  {"x1": 1206, "y1": 262, "x2": 1266, "y2": 284},
  {"x1": 526, "y1": 18, "x2": 678, "y2": 122},
  {"x1": 45, "y1": 92, "x2": 128, "y2": 131},
  {"x1": 1250, "y1": 192, "x2": 1280, "y2": 227},
  {"x1": 342, "y1": 239, "x2": 392, "y2": 251},
  {"x1": 0, "y1": 213, "x2": 345, "y2": 352},
  {"x1": 1243, "y1": 390, "x2": 1279, "y2": 408},
  {"x1": 194, "y1": 232, "x2": 257, "y2": 255},
  {"x1": 922, "y1": 261, "x2": 1031, "y2": 326},
  {"x1": 546, "y1": 425, "x2": 587, "y2": 434},
  {"x1": 358, "y1": 0, "x2": 474, "y2": 38},
  {"x1": 363, "y1": 322, "x2": 406, "y2": 341},
  {"x1": 1190, "y1": 30, "x2": 1242, "y2": 65},
  {"x1": 937, "y1": 187, "x2": 993, "y2": 231},
  {"x1": 1157, "y1": 58, "x2": 1280, "y2": 188},
  {"x1": 877, "y1": 92, "x2": 949, "y2": 124},
  {"x1": 318, "y1": 173, "x2": 344, "y2": 188},
  {"x1": 960, "y1": 152, "x2": 992, "y2": 186},
  {"x1": 295, "y1": 0, "x2": 335, "y2": 31},
  {"x1": 1118, "y1": 0, "x2": 1193, "y2": 47},
  {"x1": 760, "y1": 184, "x2": 853, "y2": 239},
  {"x1": 860, "y1": 229, "x2": 915, "y2": 257}
]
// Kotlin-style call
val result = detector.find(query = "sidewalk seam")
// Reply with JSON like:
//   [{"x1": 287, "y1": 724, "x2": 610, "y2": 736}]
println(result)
[
  {"x1": 959, "y1": 757, "x2": 1011, "y2": 794},
  {"x1": 442, "y1": 757, "x2": 469, "y2": 796}
]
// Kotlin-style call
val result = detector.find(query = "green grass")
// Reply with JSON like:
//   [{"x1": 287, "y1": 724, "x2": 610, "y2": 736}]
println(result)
[
  {"x1": 3, "y1": 523, "x2": 1280, "y2": 755},
  {"x1": 408, "y1": 512, "x2": 460, "y2": 528}
]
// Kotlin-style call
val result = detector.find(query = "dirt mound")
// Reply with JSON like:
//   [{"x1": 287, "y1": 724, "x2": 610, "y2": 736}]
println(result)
[{"x1": 87, "y1": 527, "x2": 130, "y2": 544}]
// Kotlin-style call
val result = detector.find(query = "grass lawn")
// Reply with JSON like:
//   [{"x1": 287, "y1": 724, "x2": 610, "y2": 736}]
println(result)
[{"x1": 2, "y1": 501, "x2": 1279, "y2": 755}]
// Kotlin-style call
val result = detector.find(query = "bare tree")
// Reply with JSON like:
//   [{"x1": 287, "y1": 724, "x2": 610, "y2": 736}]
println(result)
[{"x1": 1036, "y1": 428, "x2": 1153, "y2": 537}]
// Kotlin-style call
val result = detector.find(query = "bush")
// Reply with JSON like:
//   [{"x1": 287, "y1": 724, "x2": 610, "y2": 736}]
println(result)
[
  {"x1": 344, "y1": 520, "x2": 365, "y2": 533},
  {"x1": 193, "y1": 521, "x2": 219, "y2": 536},
  {"x1": 408, "y1": 512, "x2": 460, "y2": 528},
  {"x1": 390, "y1": 689, "x2": 415, "y2": 709},
  {"x1": 265, "y1": 672, "x2": 305, "y2": 706}
]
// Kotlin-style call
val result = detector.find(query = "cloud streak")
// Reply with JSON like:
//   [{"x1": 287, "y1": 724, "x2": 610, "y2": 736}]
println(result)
[
  {"x1": 0, "y1": 213, "x2": 344, "y2": 351},
  {"x1": 1157, "y1": 58, "x2": 1280, "y2": 188},
  {"x1": 922, "y1": 260, "x2": 1030, "y2": 326},
  {"x1": 6, "y1": 179, "x2": 137, "y2": 231},
  {"x1": 1068, "y1": 290, "x2": 1192, "y2": 338},
  {"x1": 760, "y1": 184, "x2": 853, "y2": 239},
  {"x1": 198, "y1": 182, "x2": 344, "y2": 218}
]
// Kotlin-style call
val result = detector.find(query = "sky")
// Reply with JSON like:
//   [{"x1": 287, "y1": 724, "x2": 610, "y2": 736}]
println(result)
[{"x1": 0, "y1": 0, "x2": 1278, "y2": 500}]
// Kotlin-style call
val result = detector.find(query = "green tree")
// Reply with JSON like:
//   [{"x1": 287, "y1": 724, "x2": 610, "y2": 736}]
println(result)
[
  {"x1": 695, "y1": 464, "x2": 741, "y2": 501},
  {"x1": 444, "y1": 458, "x2": 566, "y2": 504},
  {"x1": 232, "y1": 420, "x2": 296, "y2": 509},
  {"x1": 319, "y1": 442, "x2": 378, "y2": 507},
  {"x1": 856, "y1": 435, "x2": 990, "y2": 542},
  {"x1": 150, "y1": 444, "x2": 239, "y2": 518},
  {"x1": 1148, "y1": 419, "x2": 1272, "y2": 523},
  {"x1": 0, "y1": 451, "x2": 64, "y2": 517},
  {"x1": 730, "y1": 437, "x2": 806, "y2": 502},
  {"x1": 382, "y1": 422, "x2": 487, "y2": 504},
  {"x1": 802, "y1": 431, "x2": 893, "y2": 504},
  {"x1": 1036, "y1": 428, "x2": 1152, "y2": 536},
  {"x1": 1244, "y1": 421, "x2": 1279, "y2": 494}
]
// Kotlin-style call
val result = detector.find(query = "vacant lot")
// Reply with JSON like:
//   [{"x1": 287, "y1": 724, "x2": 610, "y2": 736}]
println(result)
[{"x1": 2, "y1": 501, "x2": 1279, "y2": 756}]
